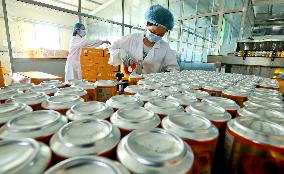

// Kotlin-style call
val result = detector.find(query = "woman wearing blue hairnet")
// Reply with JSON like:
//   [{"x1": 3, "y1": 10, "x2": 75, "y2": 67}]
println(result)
[
  {"x1": 109, "y1": 4, "x2": 180, "y2": 74},
  {"x1": 65, "y1": 23, "x2": 111, "y2": 81}
]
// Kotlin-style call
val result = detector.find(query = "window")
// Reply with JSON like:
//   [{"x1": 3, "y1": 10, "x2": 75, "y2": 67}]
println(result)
[{"x1": 35, "y1": 24, "x2": 60, "y2": 50}]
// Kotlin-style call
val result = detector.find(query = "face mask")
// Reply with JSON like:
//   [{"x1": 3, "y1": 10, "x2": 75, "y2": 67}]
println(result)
[
  {"x1": 146, "y1": 30, "x2": 162, "y2": 43},
  {"x1": 80, "y1": 31, "x2": 86, "y2": 37}
]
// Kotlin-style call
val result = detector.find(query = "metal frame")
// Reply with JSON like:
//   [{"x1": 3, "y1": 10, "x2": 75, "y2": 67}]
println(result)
[{"x1": 239, "y1": 0, "x2": 250, "y2": 41}]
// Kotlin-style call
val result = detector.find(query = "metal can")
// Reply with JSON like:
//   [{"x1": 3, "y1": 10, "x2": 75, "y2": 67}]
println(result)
[
  {"x1": 202, "y1": 96, "x2": 240, "y2": 118},
  {"x1": 66, "y1": 101, "x2": 113, "y2": 121},
  {"x1": 183, "y1": 89, "x2": 210, "y2": 101},
  {"x1": 153, "y1": 86, "x2": 180, "y2": 97},
  {"x1": 0, "y1": 138, "x2": 51, "y2": 174},
  {"x1": 0, "y1": 103, "x2": 32, "y2": 126},
  {"x1": 50, "y1": 118, "x2": 121, "y2": 161},
  {"x1": 124, "y1": 85, "x2": 149, "y2": 95},
  {"x1": 243, "y1": 99, "x2": 284, "y2": 111},
  {"x1": 55, "y1": 87, "x2": 88, "y2": 101},
  {"x1": 144, "y1": 98, "x2": 184, "y2": 118},
  {"x1": 40, "y1": 80, "x2": 66, "y2": 88},
  {"x1": 225, "y1": 117, "x2": 284, "y2": 174},
  {"x1": 134, "y1": 90, "x2": 164, "y2": 103},
  {"x1": 129, "y1": 73, "x2": 144, "y2": 85},
  {"x1": 167, "y1": 93, "x2": 198, "y2": 108},
  {"x1": 248, "y1": 95, "x2": 283, "y2": 104},
  {"x1": 0, "y1": 110, "x2": 67, "y2": 143},
  {"x1": 72, "y1": 81, "x2": 96, "y2": 101},
  {"x1": 94, "y1": 80, "x2": 117, "y2": 102},
  {"x1": 237, "y1": 107, "x2": 284, "y2": 126},
  {"x1": 162, "y1": 113, "x2": 219, "y2": 174},
  {"x1": 8, "y1": 92, "x2": 49, "y2": 110},
  {"x1": 67, "y1": 79, "x2": 86, "y2": 86},
  {"x1": 222, "y1": 88, "x2": 250, "y2": 107},
  {"x1": 253, "y1": 88, "x2": 282, "y2": 97},
  {"x1": 117, "y1": 128, "x2": 194, "y2": 174},
  {"x1": 106, "y1": 95, "x2": 144, "y2": 111},
  {"x1": 0, "y1": 87, "x2": 22, "y2": 103},
  {"x1": 137, "y1": 79, "x2": 162, "y2": 91},
  {"x1": 43, "y1": 156, "x2": 130, "y2": 174},
  {"x1": 30, "y1": 85, "x2": 58, "y2": 96},
  {"x1": 41, "y1": 94, "x2": 84, "y2": 114},
  {"x1": 110, "y1": 107, "x2": 160, "y2": 136},
  {"x1": 257, "y1": 79, "x2": 279, "y2": 90},
  {"x1": 7, "y1": 83, "x2": 34, "y2": 91},
  {"x1": 201, "y1": 84, "x2": 224, "y2": 97}
]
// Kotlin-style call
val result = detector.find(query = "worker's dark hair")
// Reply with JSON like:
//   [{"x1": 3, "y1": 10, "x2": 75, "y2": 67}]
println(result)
[{"x1": 146, "y1": 21, "x2": 156, "y2": 27}]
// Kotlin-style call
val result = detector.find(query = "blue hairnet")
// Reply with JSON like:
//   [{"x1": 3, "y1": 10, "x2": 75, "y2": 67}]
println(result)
[
  {"x1": 72, "y1": 23, "x2": 85, "y2": 36},
  {"x1": 144, "y1": 4, "x2": 174, "y2": 31}
]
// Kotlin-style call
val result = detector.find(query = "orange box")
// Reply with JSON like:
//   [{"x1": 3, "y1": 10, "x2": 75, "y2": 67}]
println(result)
[{"x1": 82, "y1": 48, "x2": 104, "y2": 57}]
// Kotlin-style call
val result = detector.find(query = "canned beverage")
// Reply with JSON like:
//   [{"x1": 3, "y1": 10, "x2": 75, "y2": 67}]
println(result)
[
  {"x1": 66, "y1": 101, "x2": 113, "y2": 121},
  {"x1": 40, "y1": 80, "x2": 66, "y2": 88},
  {"x1": 110, "y1": 107, "x2": 160, "y2": 136},
  {"x1": 30, "y1": 85, "x2": 58, "y2": 96},
  {"x1": 248, "y1": 95, "x2": 283, "y2": 104},
  {"x1": 162, "y1": 113, "x2": 219, "y2": 174},
  {"x1": 167, "y1": 93, "x2": 198, "y2": 108},
  {"x1": 243, "y1": 99, "x2": 284, "y2": 111},
  {"x1": 43, "y1": 156, "x2": 130, "y2": 174},
  {"x1": 0, "y1": 138, "x2": 51, "y2": 174},
  {"x1": 257, "y1": 80, "x2": 279, "y2": 90},
  {"x1": 237, "y1": 107, "x2": 284, "y2": 126},
  {"x1": 117, "y1": 128, "x2": 194, "y2": 174},
  {"x1": 67, "y1": 79, "x2": 86, "y2": 86},
  {"x1": 0, "y1": 103, "x2": 32, "y2": 126},
  {"x1": 50, "y1": 118, "x2": 120, "y2": 161},
  {"x1": 0, "y1": 88, "x2": 22, "y2": 103},
  {"x1": 222, "y1": 88, "x2": 250, "y2": 107},
  {"x1": 134, "y1": 90, "x2": 164, "y2": 103},
  {"x1": 7, "y1": 83, "x2": 34, "y2": 91},
  {"x1": 55, "y1": 87, "x2": 88, "y2": 101},
  {"x1": 0, "y1": 110, "x2": 67, "y2": 143},
  {"x1": 106, "y1": 95, "x2": 144, "y2": 111},
  {"x1": 225, "y1": 117, "x2": 284, "y2": 174},
  {"x1": 144, "y1": 98, "x2": 184, "y2": 118},
  {"x1": 7, "y1": 92, "x2": 49, "y2": 110},
  {"x1": 201, "y1": 84, "x2": 224, "y2": 97},
  {"x1": 124, "y1": 85, "x2": 149, "y2": 95},
  {"x1": 153, "y1": 86, "x2": 180, "y2": 97},
  {"x1": 94, "y1": 80, "x2": 117, "y2": 102},
  {"x1": 72, "y1": 81, "x2": 96, "y2": 101},
  {"x1": 202, "y1": 96, "x2": 240, "y2": 118},
  {"x1": 41, "y1": 94, "x2": 84, "y2": 114},
  {"x1": 253, "y1": 88, "x2": 282, "y2": 97},
  {"x1": 183, "y1": 89, "x2": 210, "y2": 101},
  {"x1": 129, "y1": 73, "x2": 144, "y2": 85},
  {"x1": 137, "y1": 79, "x2": 162, "y2": 91}
]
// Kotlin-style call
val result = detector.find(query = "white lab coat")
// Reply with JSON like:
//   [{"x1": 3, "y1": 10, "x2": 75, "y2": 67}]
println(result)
[
  {"x1": 65, "y1": 35, "x2": 102, "y2": 81},
  {"x1": 109, "y1": 33, "x2": 180, "y2": 74}
]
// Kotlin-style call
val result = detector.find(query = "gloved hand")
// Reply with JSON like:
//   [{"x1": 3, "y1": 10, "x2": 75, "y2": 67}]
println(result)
[{"x1": 120, "y1": 50, "x2": 136, "y2": 67}]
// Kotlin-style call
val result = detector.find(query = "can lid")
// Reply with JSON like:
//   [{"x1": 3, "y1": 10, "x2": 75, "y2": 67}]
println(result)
[
  {"x1": 228, "y1": 117, "x2": 284, "y2": 148},
  {"x1": 153, "y1": 87, "x2": 180, "y2": 97},
  {"x1": 67, "y1": 79, "x2": 86, "y2": 86},
  {"x1": 73, "y1": 82, "x2": 96, "y2": 90},
  {"x1": 144, "y1": 98, "x2": 184, "y2": 115},
  {"x1": 8, "y1": 83, "x2": 33, "y2": 91},
  {"x1": 186, "y1": 102, "x2": 231, "y2": 122},
  {"x1": 167, "y1": 93, "x2": 198, "y2": 106},
  {"x1": 117, "y1": 128, "x2": 194, "y2": 174},
  {"x1": 30, "y1": 85, "x2": 58, "y2": 95},
  {"x1": 238, "y1": 107, "x2": 284, "y2": 125},
  {"x1": 244, "y1": 99, "x2": 284, "y2": 110},
  {"x1": 94, "y1": 80, "x2": 116, "y2": 87},
  {"x1": 10, "y1": 92, "x2": 49, "y2": 105},
  {"x1": 179, "y1": 83, "x2": 200, "y2": 91},
  {"x1": 0, "y1": 110, "x2": 67, "y2": 139},
  {"x1": 41, "y1": 94, "x2": 84, "y2": 110},
  {"x1": 66, "y1": 101, "x2": 113, "y2": 120},
  {"x1": 202, "y1": 84, "x2": 224, "y2": 91},
  {"x1": 222, "y1": 88, "x2": 251, "y2": 97},
  {"x1": 0, "y1": 103, "x2": 33, "y2": 124},
  {"x1": 0, "y1": 138, "x2": 51, "y2": 174},
  {"x1": 111, "y1": 107, "x2": 160, "y2": 131},
  {"x1": 254, "y1": 88, "x2": 281, "y2": 96},
  {"x1": 202, "y1": 96, "x2": 240, "y2": 111},
  {"x1": 40, "y1": 80, "x2": 65, "y2": 88},
  {"x1": 124, "y1": 85, "x2": 149, "y2": 94},
  {"x1": 106, "y1": 95, "x2": 144, "y2": 109},
  {"x1": 56, "y1": 87, "x2": 87, "y2": 97},
  {"x1": 44, "y1": 156, "x2": 130, "y2": 174},
  {"x1": 0, "y1": 88, "x2": 22, "y2": 100},
  {"x1": 259, "y1": 80, "x2": 279, "y2": 88},
  {"x1": 50, "y1": 119, "x2": 120, "y2": 157},
  {"x1": 134, "y1": 90, "x2": 163, "y2": 102},
  {"x1": 183, "y1": 90, "x2": 209, "y2": 100},
  {"x1": 248, "y1": 95, "x2": 283, "y2": 104},
  {"x1": 129, "y1": 73, "x2": 144, "y2": 78},
  {"x1": 162, "y1": 113, "x2": 219, "y2": 141}
]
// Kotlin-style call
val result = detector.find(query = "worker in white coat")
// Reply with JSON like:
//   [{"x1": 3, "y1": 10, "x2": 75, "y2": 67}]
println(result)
[
  {"x1": 109, "y1": 5, "x2": 180, "y2": 74},
  {"x1": 65, "y1": 23, "x2": 110, "y2": 81}
]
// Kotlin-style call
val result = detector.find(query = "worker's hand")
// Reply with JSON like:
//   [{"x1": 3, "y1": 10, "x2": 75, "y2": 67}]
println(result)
[
  {"x1": 279, "y1": 72, "x2": 284, "y2": 79},
  {"x1": 102, "y1": 40, "x2": 111, "y2": 45}
]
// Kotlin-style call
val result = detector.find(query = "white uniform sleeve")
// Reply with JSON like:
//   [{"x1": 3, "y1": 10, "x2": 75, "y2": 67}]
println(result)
[
  {"x1": 162, "y1": 48, "x2": 180, "y2": 72},
  {"x1": 109, "y1": 35, "x2": 132, "y2": 66},
  {"x1": 74, "y1": 39, "x2": 103, "y2": 48}
]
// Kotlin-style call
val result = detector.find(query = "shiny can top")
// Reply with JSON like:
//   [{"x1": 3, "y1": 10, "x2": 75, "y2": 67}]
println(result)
[
  {"x1": 144, "y1": 98, "x2": 184, "y2": 116},
  {"x1": 106, "y1": 95, "x2": 144, "y2": 109},
  {"x1": 8, "y1": 83, "x2": 33, "y2": 91},
  {"x1": 41, "y1": 94, "x2": 84, "y2": 110},
  {"x1": 55, "y1": 87, "x2": 87, "y2": 97},
  {"x1": 0, "y1": 88, "x2": 22, "y2": 101},
  {"x1": 40, "y1": 80, "x2": 66, "y2": 88},
  {"x1": 30, "y1": 85, "x2": 58, "y2": 95},
  {"x1": 167, "y1": 93, "x2": 198, "y2": 106},
  {"x1": 124, "y1": 85, "x2": 149, "y2": 94},
  {"x1": 0, "y1": 103, "x2": 33, "y2": 124},
  {"x1": 9, "y1": 92, "x2": 49, "y2": 105},
  {"x1": 202, "y1": 96, "x2": 240, "y2": 111},
  {"x1": 94, "y1": 80, "x2": 116, "y2": 87},
  {"x1": 134, "y1": 90, "x2": 163, "y2": 102},
  {"x1": 183, "y1": 90, "x2": 210, "y2": 100}
]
